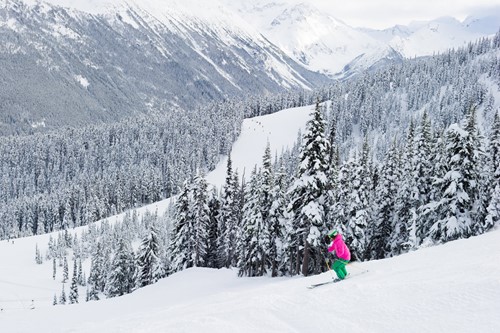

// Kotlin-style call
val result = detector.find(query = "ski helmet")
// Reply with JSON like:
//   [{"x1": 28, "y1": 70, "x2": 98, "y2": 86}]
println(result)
[{"x1": 328, "y1": 229, "x2": 339, "y2": 238}]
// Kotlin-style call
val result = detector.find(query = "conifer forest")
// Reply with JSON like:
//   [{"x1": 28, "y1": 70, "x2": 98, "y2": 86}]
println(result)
[{"x1": 2, "y1": 32, "x2": 500, "y2": 301}]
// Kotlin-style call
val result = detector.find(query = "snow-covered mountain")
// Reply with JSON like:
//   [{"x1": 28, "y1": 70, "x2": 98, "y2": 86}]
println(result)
[
  {"x1": 0, "y1": 0, "x2": 329, "y2": 134},
  {"x1": 224, "y1": 1, "x2": 498, "y2": 78},
  {"x1": 363, "y1": 15, "x2": 500, "y2": 58},
  {"x1": 1, "y1": 0, "x2": 498, "y2": 134},
  {"x1": 224, "y1": 1, "x2": 402, "y2": 77}
]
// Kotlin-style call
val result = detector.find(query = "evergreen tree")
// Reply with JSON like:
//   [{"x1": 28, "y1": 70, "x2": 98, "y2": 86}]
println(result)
[
  {"x1": 217, "y1": 155, "x2": 239, "y2": 268},
  {"x1": 268, "y1": 166, "x2": 287, "y2": 277},
  {"x1": 287, "y1": 102, "x2": 330, "y2": 275},
  {"x1": 69, "y1": 259, "x2": 79, "y2": 304},
  {"x1": 484, "y1": 113, "x2": 500, "y2": 231},
  {"x1": 77, "y1": 257, "x2": 85, "y2": 286},
  {"x1": 62, "y1": 256, "x2": 69, "y2": 283},
  {"x1": 105, "y1": 239, "x2": 136, "y2": 297},
  {"x1": 87, "y1": 242, "x2": 104, "y2": 301},
  {"x1": 426, "y1": 114, "x2": 481, "y2": 242},
  {"x1": 35, "y1": 244, "x2": 43, "y2": 264},
  {"x1": 137, "y1": 224, "x2": 164, "y2": 288},
  {"x1": 192, "y1": 173, "x2": 211, "y2": 267},
  {"x1": 169, "y1": 180, "x2": 195, "y2": 272},
  {"x1": 391, "y1": 121, "x2": 418, "y2": 255},
  {"x1": 59, "y1": 284, "x2": 67, "y2": 305},
  {"x1": 368, "y1": 142, "x2": 400, "y2": 259},
  {"x1": 343, "y1": 149, "x2": 372, "y2": 261},
  {"x1": 206, "y1": 188, "x2": 220, "y2": 268},
  {"x1": 238, "y1": 167, "x2": 265, "y2": 277}
]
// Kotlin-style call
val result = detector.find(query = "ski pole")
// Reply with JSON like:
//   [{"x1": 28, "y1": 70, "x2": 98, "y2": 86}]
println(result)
[{"x1": 325, "y1": 259, "x2": 335, "y2": 280}]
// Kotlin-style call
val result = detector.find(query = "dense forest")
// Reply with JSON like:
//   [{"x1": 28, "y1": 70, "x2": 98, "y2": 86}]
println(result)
[{"x1": 33, "y1": 33, "x2": 500, "y2": 304}]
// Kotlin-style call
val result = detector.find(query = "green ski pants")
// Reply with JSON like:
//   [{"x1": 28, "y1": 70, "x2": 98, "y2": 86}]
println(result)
[{"x1": 331, "y1": 259, "x2": 349, "y2": 280}]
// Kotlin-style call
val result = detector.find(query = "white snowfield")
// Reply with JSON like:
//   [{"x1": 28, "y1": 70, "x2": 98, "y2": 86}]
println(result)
[
  {"x1": 1, "y1": 104, "x2": 499, "y2": 332},
  {"x1": 1, "y1": 228, "x2": 499, "y2": 332}
]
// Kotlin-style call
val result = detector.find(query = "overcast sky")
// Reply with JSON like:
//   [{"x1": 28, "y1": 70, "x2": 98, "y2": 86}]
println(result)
[{"x1": 286, "y1": 0, "x2": 500, "y2": 29}]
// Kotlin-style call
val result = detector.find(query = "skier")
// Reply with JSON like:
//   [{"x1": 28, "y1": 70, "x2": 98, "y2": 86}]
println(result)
[{"x1": 325, "y1": 229, "x2": 351, "y2": 280}]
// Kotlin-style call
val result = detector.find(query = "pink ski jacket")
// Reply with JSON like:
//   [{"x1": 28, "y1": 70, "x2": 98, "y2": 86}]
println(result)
[{"x1": 328, "y1": 234, "x2": 351, "y2": 261}]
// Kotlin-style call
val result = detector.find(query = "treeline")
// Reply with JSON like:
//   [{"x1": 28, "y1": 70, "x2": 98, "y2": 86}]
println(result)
[{"x1": 0, "y1": 89, "x2": 326, "y2": 240}]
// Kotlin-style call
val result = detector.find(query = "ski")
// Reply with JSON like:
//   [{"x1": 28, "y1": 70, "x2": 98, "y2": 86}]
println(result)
[
  {"x1": 307, "y1": 279, "x2": 342, "y2": 289},
  {"x1": 307, "y1": 270, "x2": 368, "y2": 289}
]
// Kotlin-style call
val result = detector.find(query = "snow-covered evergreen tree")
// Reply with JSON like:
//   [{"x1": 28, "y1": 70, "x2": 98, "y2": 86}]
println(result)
[
  {"x1": 368, "y1": 142, "x2": 400, "y2": 259},
  {"x1": 137, "y1": 224, "x2": 164, "y2": 288},
  {"x1": 238, "y1": 167, "x2": 265, "y2": 277},
  {"x1": 343, "y1": 145, "x2": 372, "y2": 261},
  {"x1": 391, "y1": 121, "x2": 418, "y2": 255},
  {"x1": 268, "y1": 165, "x2": 287, "y2": 277},
  {"x1": 59, "y1": 284, "x2": 67, "y2": 305},
  {"x1": 426, "y1": 111, "x2": 482, "y2": 242},
  {"x1": 62, "y1": 256, "x2": 68, "y2": 283},
  {"x1": 287, "y1": 102, "x2": 331, "y2": 275},
  {"x1": 87, "y1": 242, "x2": 105, "y2": 301},
  {"x1": 169, "y1": 180, "x2": 195, "y2": 272},
  {"x1": 69, "y1": 259, "x2": 79, "y2": 304},
  {"x1": 206, "y1": 187, "x2": 220, "y2": 268},
  {"x1": 485, "y1": 112, "x2": 500, "y2": 229},
  {"x1": 105, "y1": 239, "x2": 136, "y2": 297},
  {"x1": 217, "y1": 155, "x2": 240, "y2": 268},
  {"x1": 191, "y1": 173, "x2": 211, "y2": 267}
]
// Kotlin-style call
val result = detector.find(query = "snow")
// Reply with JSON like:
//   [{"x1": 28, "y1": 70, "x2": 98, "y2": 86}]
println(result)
[
  {"x1": 206, "y1": 104, "x2": 311, "y2": 185},
  {"x1": 1, "y1": 226, "x2": 500, "y2": 332},
  {"x1": 74, "y1": 75, "x2": 89, "y2": 88},
  {"x1": 224, "y1": 1, "x2": 390, "y2": 75}
]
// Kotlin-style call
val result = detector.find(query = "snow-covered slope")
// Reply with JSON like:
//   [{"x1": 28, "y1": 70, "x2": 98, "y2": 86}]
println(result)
[{"x1": 2, "y1": 220, "x2": 500, "y2": 332}]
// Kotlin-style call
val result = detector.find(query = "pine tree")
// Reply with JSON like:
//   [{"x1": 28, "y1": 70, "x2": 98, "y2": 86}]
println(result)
[
  {"x1": 87, "y1": 242, "x2": 104, "y2": 301},
  {"x1": 484, "y1": 113, "x2": 500, "y2": 231},
  {"x1": 368, "y1": 142, "x2": 400, "y2": 259},
  {"x1": 259, "y1": 143, "x2": 274, "y2": 275},
  {"x1": 59, "y1": 284, "x2": 67, "y2": 305},
  {"x1": 192, "y1": 173, "x2": 211, "y2": 267},
  {"x1": 288, "y1": 101, "x2": 330, "y2": 275},
  {"x1": 35, "y1": 244, "x2": 43, "y2": 264},
  {"x1": 426, "y1": 114, "x2": 481, "y2": 242},
  {"x1": 238, "y1": 167, "x2": 265, "y2": 277},
  {"x1": 217, "y1": 155, "x2": 239, "y2": 268},
  {"x1": 62, "y1": 256, "x2": 69, "y2": 283},
  {"x1": 53, "y1": 294, "x2": 58, "y2": 306},
  {"x1": 69, "y1": 259, "x2": 79, "y2": 304},
  {"x1": 343, "y1": 147, "x2": 372, "y2": 261},
  {"x1": 169, "y1": 180, "x2": 195, "y2": 272},
  {"x1": 137, "y1": 224, "x2": 164, "y2": 288},
  {"x1": 77, "y1": 257, "x2": 85, "y2": 286},
  {"x1": 391, "y1": 121, "x2": 418, "y2": 255},
  {"x1": 206, "y1": 188, "x2": 220, "y2": 268},
  {"x1": 268, "y1": 166, "x2": 287, "y2": 277},
  {"x1": 486, "y1": 184, "x2": 500, "y2": 228},
  {"x1": 52, "y1": 257, "x2": 56, "y2": 280},
  {"x1": 105, "y1": 239, "x2": 136, "y2": 297}
]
